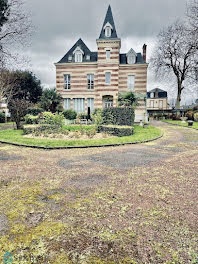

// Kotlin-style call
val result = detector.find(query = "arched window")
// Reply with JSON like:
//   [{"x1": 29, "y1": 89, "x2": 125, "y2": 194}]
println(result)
[
  {"x1": 105, "y1": 26, "x2": 111, "y2": 37},
  {"x1": 104, "y1": 22, "x2": 113, "y2": 38},
  {"x1": 128, "y1": 54, "x2": 136, "y2": 64},
  {"x1": 126, "y1": 49, "x2": 137, "y2": 64},
  {"x1": 73, "y1": 46, "x2": 84, "y2": 63}
]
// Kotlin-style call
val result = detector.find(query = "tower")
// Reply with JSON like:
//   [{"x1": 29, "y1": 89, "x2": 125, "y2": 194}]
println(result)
[{"x1": 96, "y1": 5, "x2": 121, "y2": 108}]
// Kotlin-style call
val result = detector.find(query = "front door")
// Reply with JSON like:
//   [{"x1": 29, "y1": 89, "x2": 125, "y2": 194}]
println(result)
[{"x1": 103, "y1": 95, "x2": 113, "y2": 108}]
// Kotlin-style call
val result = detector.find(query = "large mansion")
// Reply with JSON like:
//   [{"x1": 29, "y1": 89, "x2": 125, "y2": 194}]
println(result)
[{"x1": 55, "y1": 5, "x2": 148, "y2": 122}]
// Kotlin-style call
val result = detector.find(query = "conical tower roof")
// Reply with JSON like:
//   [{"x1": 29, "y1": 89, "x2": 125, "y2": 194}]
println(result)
[{"x1": 99, "y1": 5, "x2": 118, "y2": 39}]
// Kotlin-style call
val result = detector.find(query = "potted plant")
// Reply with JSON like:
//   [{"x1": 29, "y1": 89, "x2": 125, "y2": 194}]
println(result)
[{"x1": 188, "y1": 120, "x2": 194, "y2": 126}]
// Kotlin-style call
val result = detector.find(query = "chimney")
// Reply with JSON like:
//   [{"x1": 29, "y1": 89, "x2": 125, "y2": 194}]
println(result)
[{"x1": 143, "y1": 44, "x2": 147, "y2": 62}]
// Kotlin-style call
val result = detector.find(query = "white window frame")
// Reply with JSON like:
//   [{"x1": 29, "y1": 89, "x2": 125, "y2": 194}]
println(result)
[
  {"x1": 68, "y1": 55, "x2": 72, "y2": 62},
  {"x1": 128, "y1": 75, "x2": 135, "y2": 91},
  {"x1": 126, "y1": 48, "x2": 137, "y2": 64},
  {"x1": 105, "y1": 72, "x2": 111, "y2": 85},
  {"x1": 63, "y1": 74, "x2": 71, "y2": 90},
  {"x1": 105, "y1": 27, "x2": 111, "y2": 37},
  {"x1": 75, "y1": 52, "x2": 82, "y2": 63},
  {"x1": 159, "y1": 100, "x2": 163, "y2": 109},
  {"x1": 150, "y1": 92, "x2": 154, "y2": 98},
  {"x1": 86, "y1": 55, "x2": 90, "y2": 61},
  {"x1": 87, "y1": 74, "x2": 94, "y2": 89},
  {"x1": 64, "y1": 98, "x2": 71, "y2": 110},
  {"x1": 106, "y1": 50, "x2": 111, "y2": 59},
  {"x1": 104, "y1": 22, "x2": 113, "y2": 38},
  {"x1": 128, "y1": 55, "x2": 136, "y2": 64},
  {"x1": 150, "y1": 100, "x2": 154, "y2": 108},
  {"x1": 73, "y1": 98, "x2": 85, "y2": 113},
  {"x1": 73, "y1": 46, "x2": 84, "y2": 63}
]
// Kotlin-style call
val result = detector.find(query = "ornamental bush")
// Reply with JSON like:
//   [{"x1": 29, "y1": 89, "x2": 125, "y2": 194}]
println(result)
[
  {"x1": 194, "y1": 112, "x2": 198, "y2": 122},
  {"x1": 63, "y1": 109, "x2": 77, "y2": 120},
  {"x1": 102, "y1": 107, "x2": 134, "y2": 126},
  {"x1": 24, "y1": 114, "x2": 39, "y2": 124},
  {"x1": 27, "y1": 107, "x2": 44, "y2": 116},
  {"x1": 98, "y1": 125, "x2": 134, "y2": 137},
  {"x1": 0, "y1": 112, "x2": 5, "y2": 123},
  {"x1": 42, "y1": 112, "x2": 64, "y2": 127},
  {"x1": 91, "y1": 109, "x2": 103, "y2": 128}
]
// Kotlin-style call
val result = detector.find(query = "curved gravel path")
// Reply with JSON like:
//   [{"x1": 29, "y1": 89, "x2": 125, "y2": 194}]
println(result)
[{"x1": 0, "y1": 121, "x2": 197, "y2": 264}]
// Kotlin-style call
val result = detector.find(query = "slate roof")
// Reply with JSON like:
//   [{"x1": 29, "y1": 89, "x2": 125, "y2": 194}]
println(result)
[
  {"x1": 148, "y1": 88, "x2": 167, "y2": 93},
  {"x1": 99, "y1": 5, "x2": 118, "y2": 39},
  {"x1": 58, "y1": 38, "x2": 97, "y2": 63},
  {"x1": 147, "y1": 88, "x2": 167, "y2": 98},
  {"x1": 120, "y1": 53, "x2": 145, "y2": 64}
]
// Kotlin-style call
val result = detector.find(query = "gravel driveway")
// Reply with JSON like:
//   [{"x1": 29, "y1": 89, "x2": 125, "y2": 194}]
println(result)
[{"x1": 0, "y1": 121, "x2": 197, "y2": 264}]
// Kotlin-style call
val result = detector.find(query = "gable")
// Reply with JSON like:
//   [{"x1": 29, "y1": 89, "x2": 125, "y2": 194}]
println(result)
[{"x1": 57, "y1": 38, "x2": 97, "y2": 63}]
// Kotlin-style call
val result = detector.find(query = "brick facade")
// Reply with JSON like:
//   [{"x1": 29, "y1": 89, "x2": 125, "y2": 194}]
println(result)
[{"x1": 55, "y1": 6, "x2": 148, "y2": 122}]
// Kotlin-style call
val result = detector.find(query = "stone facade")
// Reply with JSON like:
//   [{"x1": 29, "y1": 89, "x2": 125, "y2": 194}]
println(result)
[{"x1": 55, "y1": 5, "x2": 148, "y2": 122}]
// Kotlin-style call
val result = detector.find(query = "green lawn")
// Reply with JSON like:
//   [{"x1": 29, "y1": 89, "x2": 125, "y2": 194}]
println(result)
[
  {"x1": 0, "y1": 122, "x2": 14, "y2": 126},
  {"x1": 163, "y1": 119, "x2": 198, "y2": 129},
  {"x1": 0, "y1": 125, "x2": 161, "y2": 148}
]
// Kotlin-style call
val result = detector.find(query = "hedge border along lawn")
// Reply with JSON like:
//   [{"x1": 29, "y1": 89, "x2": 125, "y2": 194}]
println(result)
[
  {"x1": 98, "y1": 125, "x2": 134, "y2": 137},
  {"x1": 162, "y1": 120, "x2": 198, "y2": 130},
  {"x1": 0, "y1": 125, "x2": 162, "y2": 149}
]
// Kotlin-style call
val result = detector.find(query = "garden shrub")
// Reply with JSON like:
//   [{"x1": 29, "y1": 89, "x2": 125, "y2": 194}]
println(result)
[
  {"x1": 63, "y1": 109, "x2": 77, "y2": 120},
  {"x1": 194, "y1": 112, "x2": 198, "y2": 122},
  {"x1": 186, "y1": 110, "x2": 194, "y2": 120},
  {"x1": 0, "y1": 112, "x2": 5, "y2": 123},
  {"x1": 98, "y1": 125, "x2": 134, "y2": 137},
  {"x1": 42, "y1": 112, "x2": 64, "y2": 127},
  {"x1": 23, "y1": 124, "x2": 62, "y2": 135},
  {"x1": 76, "y1": 113, "x2": 88, "y2": 119},
  {"x1": 27, "y1": 107, "x2": 44, "y2": 116},
  {"x1": 91, "y1": 109, "x2": 103, "y2": 128},
  {"x1": 24, "y1": 114, "x2": 39, "y2": 124},
  {"x1": 102, "y1": 107, "x2": 134, "y2": 126},
  {"x1": 86, "y1": 128, "x2": 97, "y2": 138}
]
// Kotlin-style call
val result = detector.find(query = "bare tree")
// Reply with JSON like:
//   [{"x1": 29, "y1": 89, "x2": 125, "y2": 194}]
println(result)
[
  {"x1": 0, "y1": 0, "x2": 32, "y2": 68},
  {"x1": 187, "y1": 0, "x2": 198, "y2": 83},
  {"x1": 187, "y1": 0, "x2": 198, "y2": 33},
  {"x1": 150, "y1": 20, "x2": 198, "y2": 108},
  {"x1": 0, "y1": 70, "x2": 15, "y2": 102}
]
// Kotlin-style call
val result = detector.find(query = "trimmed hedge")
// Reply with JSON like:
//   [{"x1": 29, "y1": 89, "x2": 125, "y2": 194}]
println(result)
[
  {"x1": 23, "y1": 124, "x2": 60, "y2": 135},
  {"x1": 98, "y1": 125, "x2": 134, "y2": 137},
  {"x1": 27, "y1": 107, "x2": 44, "y2": 116},
  {"x1": 102, "y1": 107, "x2": 134, "y2": 126},
  {"x1": 63, "y1": 110, "x2": 77, "y2": 120}
]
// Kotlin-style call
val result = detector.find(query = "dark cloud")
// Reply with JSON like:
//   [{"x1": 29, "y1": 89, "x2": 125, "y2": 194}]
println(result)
[{"x1": 20, "y1": 0, "x2": 195, "y2": 103}]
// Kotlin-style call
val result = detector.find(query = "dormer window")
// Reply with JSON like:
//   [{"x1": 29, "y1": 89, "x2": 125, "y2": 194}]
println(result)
[
  {"x1": 104, "y1": 22, "x2": 113, "y2": 38},
  {"x1": 86, "y1": 55, "x2": 90, "y2": 61},
  {"x1": 68, "y1": 55, "x2": 72, "y2": 62},
  {"x1": 128, "y1": 55, "x2": 136, "y2": 64},
  {"x1": 126, "y1": 48, "x2": 137, "y2": 64},
  {"x1": 73, "y1": 46, "x2": 84, "y2": 63},
  {"x1": 105, "y1": 27, "x2": 111, "y2": 37},
  {"x1": 75, "y1": 52, "x2": 82, "y2": 62}
]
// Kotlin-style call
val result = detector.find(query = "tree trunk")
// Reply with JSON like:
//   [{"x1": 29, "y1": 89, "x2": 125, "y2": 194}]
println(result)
[{"x1": 175, "y1": 80, "x2": 182, "y2": 109}]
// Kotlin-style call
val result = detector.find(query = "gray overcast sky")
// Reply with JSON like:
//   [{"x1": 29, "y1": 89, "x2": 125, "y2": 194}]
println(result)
[{"x1": 20, "y1": 0, "x2": 196, "y2": 104}]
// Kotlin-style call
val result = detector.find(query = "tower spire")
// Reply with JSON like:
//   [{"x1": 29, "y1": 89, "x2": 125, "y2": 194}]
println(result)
[{"x1": 99, "y1": 5, "x2": 118, "y2": 39}]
